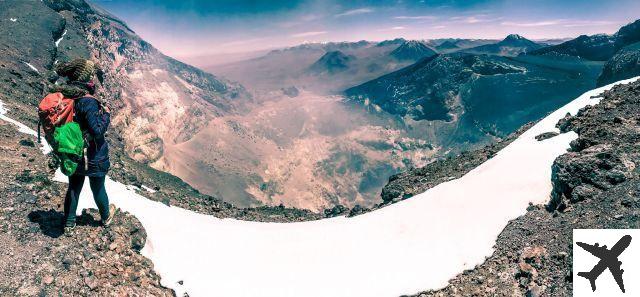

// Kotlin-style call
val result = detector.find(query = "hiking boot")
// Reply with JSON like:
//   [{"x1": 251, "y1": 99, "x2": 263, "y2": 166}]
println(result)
[
  {"x1": 64, "y1": 222, "x2": 76, "y2": 236},
  {"x1": 102, "y1": 204, "x2": 117, "y2": 226}
]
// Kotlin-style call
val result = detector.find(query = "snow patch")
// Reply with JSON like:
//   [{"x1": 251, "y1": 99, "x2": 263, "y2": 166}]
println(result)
[
  {"x1": 1, "y1": 77, "x2": 639, "y2": 297},
  {"x1": 0, "y1": 100, "x2": 51, "y2": 154},
  {"x1": 55, "y1": 30, "x2": 67, "y2": 47},
  {"x1": 24, "y1": 62, "x2": 39, "y2": 73},
  {"x1": 141, "y1": 185, "x2": 157, "y2": 193}
]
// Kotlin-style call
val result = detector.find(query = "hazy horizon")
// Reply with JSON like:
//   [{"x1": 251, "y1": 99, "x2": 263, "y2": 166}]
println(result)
[{"x1": 97, "y1": 0, "x2": 640, "y2": 62}]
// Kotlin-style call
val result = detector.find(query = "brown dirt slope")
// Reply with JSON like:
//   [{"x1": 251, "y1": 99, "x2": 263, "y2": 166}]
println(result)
[{"x1": 0, "y1": 119, "x2": 174, "y2": 295}]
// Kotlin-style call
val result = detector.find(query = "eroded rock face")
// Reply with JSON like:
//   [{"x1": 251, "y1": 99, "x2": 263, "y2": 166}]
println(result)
[
  {"x1": 597, "y1": 42, "x2": 640, "y2": 86},
  {"x1": 549, "y1": 81, "x2": 640, "y2": 210},
  {"x1": 345, "y1": 54, "x2": 527, "y2": 122},
  {"x1": 412, "y1": 75, "x2": 640, "y2": 297},
  {"x1": 37, "y1": 0, "x2": 252, "y2": 165},
  {"x1": 379, "y1": 123, "x2": 533, "y2": 203}
]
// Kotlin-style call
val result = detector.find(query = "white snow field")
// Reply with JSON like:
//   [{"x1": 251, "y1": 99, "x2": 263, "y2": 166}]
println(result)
[{"x1": 1, "y1": 77, "x2": 638, "y2": 297}]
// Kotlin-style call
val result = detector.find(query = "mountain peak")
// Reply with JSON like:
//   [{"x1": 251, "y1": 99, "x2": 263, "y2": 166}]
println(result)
[
  {"x1": 308, "y1": 50, "x2": 355, "y2": 74},
  {"x1": 504, "y1": 34, "x2": 524, "y2": 41},
  {"x1": 390, "y1": 40, "x2": 437, "y2": 61}
]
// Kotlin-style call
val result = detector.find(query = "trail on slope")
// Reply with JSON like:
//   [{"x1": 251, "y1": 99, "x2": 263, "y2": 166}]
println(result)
[{"x1": 1, "y1": 77, "x2": 638, "y2": 297}]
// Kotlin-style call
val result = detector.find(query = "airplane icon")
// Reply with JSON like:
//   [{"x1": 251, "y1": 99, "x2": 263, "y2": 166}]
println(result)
[{"x1": 577, "y1": 235, "x2": 632, "y2": 293}]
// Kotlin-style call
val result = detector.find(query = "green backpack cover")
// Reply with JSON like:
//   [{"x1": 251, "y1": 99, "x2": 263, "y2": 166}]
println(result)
[{"x1": 53, "y1": 122, "x2": 85, "y2": 176}]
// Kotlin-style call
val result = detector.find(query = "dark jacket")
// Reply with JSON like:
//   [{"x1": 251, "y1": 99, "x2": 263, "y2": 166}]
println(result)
[{"x1": 73, "y1": 96, "x2": 111, "y2": 177}]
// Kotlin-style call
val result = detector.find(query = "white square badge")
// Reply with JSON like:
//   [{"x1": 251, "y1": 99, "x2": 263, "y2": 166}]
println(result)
[{"x1": 573, "y1": 229, "x2": 639, "y2": 296}]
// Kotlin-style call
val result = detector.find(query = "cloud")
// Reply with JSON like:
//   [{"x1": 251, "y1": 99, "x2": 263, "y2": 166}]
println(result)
[
  {"x1": 451, "y1": 15, "x2": 499, "y2": 24},
  {"x1": 562, "y1": 20, "x2": 617, "y2": 27},
  {"x1": 433, "y1": 25, "x2": 446, "y2": 29},
  {"x1": 394, "y1": 15, "x2": 437, "y2": 20},
  {"x1": 335, "y1": 8, "x2": 374, "y2": 18},
  {"x1": 501, "y1": 20, "x2": 562, "y2": 27},
  {"x1": 501, "y1": 19, "x2": 617, "y2": 28},
  {"x1": 377, "y1": 26, "x2": 407, "y2": 32},
  {"x1": 290, "y1": 31, "x2": 328, "y2": 38}
]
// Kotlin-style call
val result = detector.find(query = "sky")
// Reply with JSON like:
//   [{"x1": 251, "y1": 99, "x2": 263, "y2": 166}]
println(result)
[{"x1": 96, "y1": 0, "x2": 640, "y2": 59}]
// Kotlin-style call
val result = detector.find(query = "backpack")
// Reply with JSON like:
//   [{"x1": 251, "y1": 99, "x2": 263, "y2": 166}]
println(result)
[{"x1": 37, "y1": 92, "x2": 85, "y2": 176}]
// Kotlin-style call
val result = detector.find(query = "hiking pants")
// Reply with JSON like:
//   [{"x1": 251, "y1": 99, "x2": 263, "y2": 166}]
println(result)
[{"x1": 64, "y1": 175, "x2": 110, "y2": 226}]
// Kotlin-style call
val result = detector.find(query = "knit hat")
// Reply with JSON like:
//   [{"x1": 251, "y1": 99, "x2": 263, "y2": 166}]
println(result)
[
  {"x1": 54, "y1": 58, "x2": 96, "y2": 83},
  {"x1": 49, "y1": 81, "x2": 95, "y2": 98}
]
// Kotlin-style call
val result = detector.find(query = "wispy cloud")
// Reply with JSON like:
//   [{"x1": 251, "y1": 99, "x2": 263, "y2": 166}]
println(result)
[
  {"x1": 562, "y1": 20, "x2": 617, "y2": 27},
  {"x1": 501, "y1": 19, "x2": 617, "y2": 28},
  {"x1": 335, "y1": 8, "x2": 374, "y2": 18},
  {"x1": 378, "y1": 26, "x2": 407, "y2": 32},
  {"x1": 501, "y1": 20, "x2": 562, "y2": 27},
  {"x1": 290, "y1": 31, "x2": 328, "y2": 38},
  {"x1": 451, "y1": 15, "x2": 500, "y2": 24},
  {"x1": 393, "y1": 15, "x2": 437, "y2": 20}
]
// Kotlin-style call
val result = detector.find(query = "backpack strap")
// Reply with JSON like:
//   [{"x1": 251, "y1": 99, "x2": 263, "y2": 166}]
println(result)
[{"x1": 37, "y1": 118, "x2": 41, "y2": 144}]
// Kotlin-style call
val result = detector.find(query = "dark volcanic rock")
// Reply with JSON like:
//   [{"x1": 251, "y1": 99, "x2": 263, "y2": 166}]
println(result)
[
  {"x1": 413, "y1": 78, "x2": 640, "y2": 297},
  {"x1": 597, "y1": 42, "x2": 640, "y2": 86},
  {"x1": 345, "y1": 54, "x2": 526, "y2": 121},
  {"x1": 0, "y1": 121, "x2": 173, "y2": 296},
  {"x1": 548, "y1": 81, "x2": 640, "y2": 210},
  {"x1": 380, "y1": 123, "x2": 533, "y2": 203},
  {"x1": 535, "y1": 131, "x2": 559, "y2": 141}
]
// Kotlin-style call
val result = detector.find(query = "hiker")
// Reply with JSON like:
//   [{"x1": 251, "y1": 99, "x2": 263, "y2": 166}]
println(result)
[{"x1": 42, "y1": 59, "x2": 116, "y2": 234}]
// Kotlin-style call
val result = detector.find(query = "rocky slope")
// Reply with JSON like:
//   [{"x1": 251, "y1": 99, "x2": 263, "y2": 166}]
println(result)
[
  {"x1": 380, "y1": 122, "x2": 534, "y2": 203},
  {"x1": 597, "y1": 42, "x2": 640, "y2": 86},
  {"x1": 344, "y1": 53, "x2": 601, "y2": 140},
  {"x1": 346, "y1": 54, "x2": 523, "y2": 121},
  {"x1": 0, "y1": 116, "x2": 173, "y2": 296},
  {"x1": 2, "y1": 0, "x2": 331, "y2": 218},
  {"x1": 0, "y1": 0, "x2": 334, "y2": 216},
  {"x1": 406, "y1": 78, "x2": 640, "y2": 297}
]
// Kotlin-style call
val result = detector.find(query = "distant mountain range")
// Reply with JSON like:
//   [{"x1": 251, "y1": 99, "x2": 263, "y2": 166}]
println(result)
[
  {"x1": 462, "y1": 34, "x2": 544, "y2": 56},
  {"x1": 210, "y1": 38, "x2": 434, "y2": 93},
  {"x1": 530, "y1": 20, "x2": 640, "y2": 61},
  {"x1": 345, "y1": 52, "x2": 603, "y2": 139},
  {"x1": 427, "y1": 39, "x2": 498, "y2": 53},
  {"x1": 528, "y1": 19, "x2": 640, "y2": 85},
  {"x1": 340, "y1": 19, "x2": 640, "y2": 153},
  {"x1": 529, "y1": 34, "x2": 617, "y2": 61}
]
